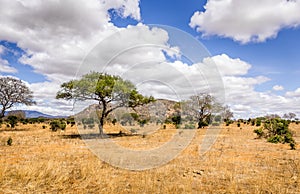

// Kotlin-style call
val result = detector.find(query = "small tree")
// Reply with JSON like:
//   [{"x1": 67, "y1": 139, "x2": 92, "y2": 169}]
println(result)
[
  {"x1": 56, "y1": 72, "x2": 154, "y2": 136},
  {"x1": 183, "y1": 94, "x2": 221, "y2": 128},
  {"x1": 222, "y1": 105, "x2": 233, "y2": 122},
  {"x1": 0, "y1": 77, "x2": 35, "y2": 118},
  {"x1": 283, "y1": 112, "x2": 297, "y2": 120}
]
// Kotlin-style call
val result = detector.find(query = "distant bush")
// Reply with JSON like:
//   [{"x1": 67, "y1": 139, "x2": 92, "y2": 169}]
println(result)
[
  {"x1": 254, "y1": 118, "x2": 296, "y2": 150},
  {"x1": 225, "y1": 120, "x2": 233, "y2": 126},
  {"x1": 7, "y1": 137, "x2": 12, "y2": 146},
  {"x1": 256, "y1": 119, "x2": 262, "y2": 126},
  {"x1": 237, "y1": 122, "x2": 241, "y2": 127},
  {"x1": 6, "y1": 116, "x2": 18, "y2": 128},
  {"x1": 253, "y1": 128, "x2": 264, "y2": 138},
  {"x1": 50, "y1": 120, "x2": 66, "y2": 131},
  {"x1": 184, "y1": 124, "x2": 195, "y2": 129}
]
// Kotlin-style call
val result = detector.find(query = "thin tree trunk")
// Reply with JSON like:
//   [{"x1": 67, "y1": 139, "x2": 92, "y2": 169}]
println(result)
[
  {"x1": 0, "y1": 108, "x2": 5, "y2": 118},
  {"x1": 98, "y1": 99, "x2": 106, "y2": 137},
  {"x1": 98, "y1": 116, "x2": 104, "y2": 137}
]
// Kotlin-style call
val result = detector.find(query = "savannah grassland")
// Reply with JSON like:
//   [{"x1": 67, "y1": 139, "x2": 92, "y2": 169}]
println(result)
[{"x1": 0, "y1": 122, "x2": 300, "y2": 194}]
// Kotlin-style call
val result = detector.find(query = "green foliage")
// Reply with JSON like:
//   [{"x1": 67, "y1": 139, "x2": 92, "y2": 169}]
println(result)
[
  {"x1": 237, "y1": 122, "x2": 241, "y2": 127},
  {"x1": 254, "y1": 118, "x2": 296, "y2": 149},
  {"x1": 56, "y1": 72, "x2": 154, "y2": 135},
  {"x1": 50, "y1": 120, "x2": 66, "y2": 131},
  {"x1": 256, "y1": 119, "x2": 262, "y2": 126},
  {"x1": 253, "y1": 128, "x2": 264, "y2": 138},
  {"x1": 225, "y1": 120, "x2": 233, "y2": 126},
  {"x1": 138, "y1": 119, "x2": 148, "y2": 127},
  {"x1": 6, "y1": 116, "x2": 18, "y2": 128},
  {"x1": 171, "y1": 114, "x2": 181, "y2": 126},
  {"x1": 267, "y1": 134, "x2": 282, "y2": 143},
  {"x1": 184, "y1": 123, "x2": 195, "y2": 129}
]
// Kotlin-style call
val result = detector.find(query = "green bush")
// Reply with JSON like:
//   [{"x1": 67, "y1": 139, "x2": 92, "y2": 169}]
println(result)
[
  {"x1": 225, "y1": 120, "x2": 233, "y2": 126},
  {"x1": 237, "y1": 122, "x2": 241, "y2": 127},
  {"x1": 253, "y1": 128, "x2": 264, "y2": 138},
  {"x1": 256, "y1": 119, "x2": 262, "y2": 126},
  {"x1": 6, "y1": 116, "x2": 18, "y2": 128},
  {"x1": 184, "y1": 124, "x2": 195, "y2": 129},
  {"x1": 50, "y1": 120, "x2": 66, "y2": 131},
  {"x1": 254, "y1": 118, "x2": 296, "y2": 149},
  {"x1": 267, "y1": 134, "x2": 282, "y2": 143}
]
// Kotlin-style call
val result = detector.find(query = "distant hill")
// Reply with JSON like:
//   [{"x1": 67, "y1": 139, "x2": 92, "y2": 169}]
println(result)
[{"x1": 6, "y1": 110, "x2": 67, "y2": 119}]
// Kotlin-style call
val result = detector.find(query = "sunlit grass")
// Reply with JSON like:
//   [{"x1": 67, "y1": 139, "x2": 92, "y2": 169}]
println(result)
[{"x1": 0, "y1": 122, "x2": 299, "y2": 193}]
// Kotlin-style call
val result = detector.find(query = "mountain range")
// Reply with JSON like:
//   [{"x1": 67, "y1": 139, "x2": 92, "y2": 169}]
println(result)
[{"x1": 6, "y1": 110, "x2": 67, "y2": 119}]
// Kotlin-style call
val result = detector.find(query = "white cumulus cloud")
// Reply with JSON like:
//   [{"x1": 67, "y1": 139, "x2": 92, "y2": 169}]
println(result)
[
  {"x1": 190, "y1": 0, "x2": 300, "y2": 43},
  {"x1": 273, "y1": 85, "x2": 284, "y2": 91}
]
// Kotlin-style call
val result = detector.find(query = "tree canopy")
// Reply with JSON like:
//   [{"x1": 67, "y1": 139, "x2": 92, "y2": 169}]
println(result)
[
  {"x1": 56, "y1": 72, "x2": 155, "y2": 135},
  {"x1": 0, "y1": 77, "x2": 35, "y2": 118}
]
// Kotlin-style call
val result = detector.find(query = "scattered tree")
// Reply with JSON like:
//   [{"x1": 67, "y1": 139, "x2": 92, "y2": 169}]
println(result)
[
  {"x1": 283, "y1": 112, "x2": 297, "y2": 120},
  {"x1": 0, "y1": 77, "x2": 35, "y2": 118},
  {"x1": 183, "y1": 94, "x2": 221, "y2": 128},
  {"x1": 56, "y1": 72, "x2": 154, "y2": 136},
  {"x1": 221, "y1": 105, "x2": 233, "y2": 122}
]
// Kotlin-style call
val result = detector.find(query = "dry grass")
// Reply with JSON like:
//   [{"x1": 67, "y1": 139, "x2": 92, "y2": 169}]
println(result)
[{"x1": 0, "y1": 122, "x2": 300, "y2": 193}]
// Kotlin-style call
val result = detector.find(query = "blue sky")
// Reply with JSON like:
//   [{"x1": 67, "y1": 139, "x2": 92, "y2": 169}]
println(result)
[{"x1": 0, "y1": 0, "x2": 300, "y2": 118}]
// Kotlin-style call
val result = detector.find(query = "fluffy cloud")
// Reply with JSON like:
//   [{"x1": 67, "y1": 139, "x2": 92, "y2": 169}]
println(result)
[
  {"x1": 0, "y1": 0, "x2": 142, "y2": 81},
  {"x1": 273, "y1": 85, "x2": 284, "y2": 91},
  {"x1": 0, "y1": 58, "x2": 17, "y2": 73},
  {"x1": 204, "y1": 54, "x2": 251, "y2": 76},
  {"x1": 0, "y1": 45, "x2": 17, "y2": 73},
  {"x1": 286, "y1": 88, "x2": 300, "y2": 97},
  {"x1": 1, "y1": 0, "x2": 300, "y2": 119},
  {"x1": 190, "y1": 0, "x2": 300, "y2": 43}
]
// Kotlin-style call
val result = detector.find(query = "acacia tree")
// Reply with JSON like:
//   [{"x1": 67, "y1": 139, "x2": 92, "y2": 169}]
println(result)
[
  {"x1": 0, "y1": 77, "x2": 35, "y2": 118},
  {"x1": 56, "y1": 72, "x2": 155, "y2": 136},
  {"x1": 183, "y1": 93, "x2": 221, "y2": 128}
]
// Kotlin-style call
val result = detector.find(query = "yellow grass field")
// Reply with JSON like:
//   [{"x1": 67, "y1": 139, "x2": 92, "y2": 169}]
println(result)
[{"x1": 0, "y1": 122, "x2": 300, "y2": 193}]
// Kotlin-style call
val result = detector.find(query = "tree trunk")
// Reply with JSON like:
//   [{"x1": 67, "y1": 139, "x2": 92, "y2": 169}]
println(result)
[
  {"x1": 0, "y1": 108, "x2": 5, "y2": 118},
  {"x1": 98, "y1": 116, "x2": 104, "y2": 137},
  {"x1": 97, "y1": 99, "x2": 106, "y2": 137}
]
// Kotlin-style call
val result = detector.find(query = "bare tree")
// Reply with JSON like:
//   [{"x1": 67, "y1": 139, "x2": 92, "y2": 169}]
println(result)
[
  {"x1": 0, "y1": 77, "x2": 35, "y2": 118},
  {"x1": 283, "y1": 112, "x2": 297, "y2": 120},
  {"x1": 222, "y1": 105, "x2": 234, "y2": 121}
]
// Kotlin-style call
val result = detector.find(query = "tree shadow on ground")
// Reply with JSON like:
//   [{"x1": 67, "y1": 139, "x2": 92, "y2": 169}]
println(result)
[
  {"x1": 0, "y1": 128, "x2": 31, "y2": 132},
  {"x1": 60, "y1": 132, "x2": 140, "y2": 139}
]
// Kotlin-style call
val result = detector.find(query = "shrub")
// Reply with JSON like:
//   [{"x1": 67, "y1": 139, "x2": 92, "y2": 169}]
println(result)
[
  {"x1": 254, "y1": 118, "x2": 296, "y2": 149},
  {"x1": 6, "y1": 116, "x2": 18, "y2": 128},
  {"x1": 253, "y1": 128, "x2": 264, "y2": 138},
  {"x1": 225, "y1": 120, "x2": 233, "y2": 126},
  {"x1": 7, "y1": 137, "x2": 12, "y2": 146},
  {"x1": 237, "y1": 122, "x2": 241, "y2": 127},
  {"x1": 256, "y1": 119, "x2": 262, "y2": 126},
  {"x1": 184, "y1": 124, "x2": 195, "y2": 129},
  {"x1": 50, "y1": 120, "x2": 66, "y2": 131}
]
